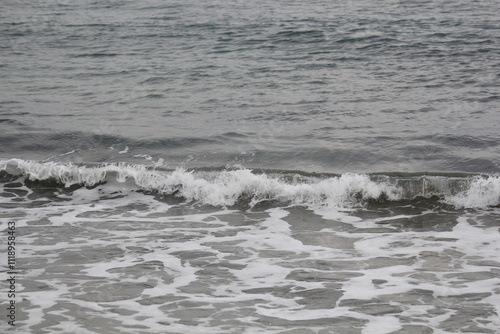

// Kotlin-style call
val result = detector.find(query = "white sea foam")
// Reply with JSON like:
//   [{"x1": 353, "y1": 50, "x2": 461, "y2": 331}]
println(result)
[
  {"x1": 3, "y1": 165, "x2": 499, "y2": 333},
  {"x1": 445, "y1": 175, "x2": 500, "y2": 208}
]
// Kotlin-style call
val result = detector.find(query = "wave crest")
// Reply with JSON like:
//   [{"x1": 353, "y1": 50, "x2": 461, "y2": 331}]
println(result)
[{"x1": 1, "y1": 159, "x2": 498, "y2": 209}]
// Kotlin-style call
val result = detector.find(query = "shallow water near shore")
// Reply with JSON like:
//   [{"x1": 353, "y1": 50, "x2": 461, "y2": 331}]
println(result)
[{"x1": 1, "y1": 161, "x2": 499, "y2": 333}]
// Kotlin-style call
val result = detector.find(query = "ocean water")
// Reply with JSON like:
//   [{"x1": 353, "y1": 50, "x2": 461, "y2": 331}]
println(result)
[{"x1": 1, "y1": 0, "x2": 499, "y2": 333}]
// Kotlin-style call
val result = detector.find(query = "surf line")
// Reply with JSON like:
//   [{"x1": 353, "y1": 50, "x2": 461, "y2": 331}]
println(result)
[{"x1": 6, "y1": 221, "x2": 16, "y2": 327}]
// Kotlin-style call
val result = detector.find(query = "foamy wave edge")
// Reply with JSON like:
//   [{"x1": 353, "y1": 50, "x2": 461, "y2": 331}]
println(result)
[{"x1": 1, "y1": 159, "x2": 499, "y2": 209}]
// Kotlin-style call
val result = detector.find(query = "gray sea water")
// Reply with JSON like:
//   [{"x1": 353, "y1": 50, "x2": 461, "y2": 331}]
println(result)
[
  {"x1": 1, "y1": 0, "x2": 500, "y2": 333},
  {"x1": 1, "y1": 0, "x2": 499, "y2": 172}
]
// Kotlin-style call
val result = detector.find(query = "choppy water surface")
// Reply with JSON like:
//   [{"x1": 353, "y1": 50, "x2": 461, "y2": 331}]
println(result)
[
  {"x1": 1, "y1": 0, "x2": 499, "y2": 172},
  {"x1": 1, "y1": 0, "x2": 500, "y2": 333}
]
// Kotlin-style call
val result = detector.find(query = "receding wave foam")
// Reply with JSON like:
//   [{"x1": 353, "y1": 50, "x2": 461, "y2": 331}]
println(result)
[{"x1": 1, "y1": 159, "x2": 499, "y2": 209}]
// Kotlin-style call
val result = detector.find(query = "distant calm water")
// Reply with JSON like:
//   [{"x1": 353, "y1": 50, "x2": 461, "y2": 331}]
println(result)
[{"x1": 1, "y1": 0, "x2": 499, "y2": 333}]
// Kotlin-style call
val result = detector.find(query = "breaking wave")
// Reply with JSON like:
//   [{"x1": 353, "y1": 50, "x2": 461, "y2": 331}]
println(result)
[{"x1": 1, "y1": 159, "x2": 498, "y2": 209}]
